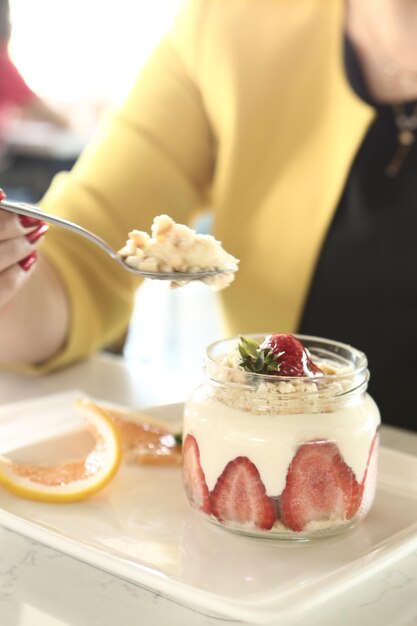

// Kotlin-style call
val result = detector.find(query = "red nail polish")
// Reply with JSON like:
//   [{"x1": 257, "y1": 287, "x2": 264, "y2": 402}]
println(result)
[
  {"x1": 0, "y1": 189, "x2": 5, "y2": 201},
  {"x1": 18, "y1": 251, "x2": 38, "y2": 272},
  {"x1": 26, "y1": 223, "x2": 49, "y2": 244},
  {"x1": 19, "y1": 215, "x2": 43, "y2": 228}
]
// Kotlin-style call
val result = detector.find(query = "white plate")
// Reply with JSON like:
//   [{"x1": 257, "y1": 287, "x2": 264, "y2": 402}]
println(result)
[{"x1": 0, "y1": 390, "x2": 416, "y2": 624}]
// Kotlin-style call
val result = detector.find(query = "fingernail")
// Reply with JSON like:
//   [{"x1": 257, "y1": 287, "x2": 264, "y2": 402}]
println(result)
[
  {"x1": 0, "y1": 188, "x2": 5, "y2": 201},
  {"x1": 19, "y1": 215, "x2": 44, "y2": 228},
  {"x1": 18, "y1": 251, "x2": 38, "y2": 272},
  {"x1": 26, "y1": 223, "x2": 49, "y2": 244}
]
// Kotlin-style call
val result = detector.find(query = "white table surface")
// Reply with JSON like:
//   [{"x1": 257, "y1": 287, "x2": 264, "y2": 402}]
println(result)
[{"x1": 0, "y1": 353, "x2": 416, "y2": 626}]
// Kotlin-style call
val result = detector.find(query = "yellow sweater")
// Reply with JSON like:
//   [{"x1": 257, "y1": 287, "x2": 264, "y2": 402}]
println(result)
[{"x1": 38, "y1": 0, "x2": 374, "y2": 372}]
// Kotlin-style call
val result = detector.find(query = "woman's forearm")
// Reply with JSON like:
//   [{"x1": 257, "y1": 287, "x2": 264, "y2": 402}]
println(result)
[{"x1": 0, "y1": 255, "x2": 70, "y2": 365}]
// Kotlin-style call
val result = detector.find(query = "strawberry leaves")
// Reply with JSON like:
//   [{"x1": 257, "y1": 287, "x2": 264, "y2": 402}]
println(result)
[{"x1": 238, "y1": 335, "x2": 284, "y2": 374}]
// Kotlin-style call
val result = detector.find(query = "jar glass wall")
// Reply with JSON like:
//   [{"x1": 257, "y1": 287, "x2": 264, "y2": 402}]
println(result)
[{"x1": 182, "y1": 334, "x2": 380, "y2": 540}]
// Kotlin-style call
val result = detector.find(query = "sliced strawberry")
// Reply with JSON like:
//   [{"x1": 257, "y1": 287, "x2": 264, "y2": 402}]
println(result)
[
  {"x1": 280, "y1": 441, "x2": 360, "y2": 532},
  {"x1": 348, "y1": 429, "x2": 380, "y2": 518},
  {"x1": 210, "y1": 456, "x2": 276, "y2": 530},
  {"x1": 182, "y1": 434, "x2": 211, "y2": 514}
]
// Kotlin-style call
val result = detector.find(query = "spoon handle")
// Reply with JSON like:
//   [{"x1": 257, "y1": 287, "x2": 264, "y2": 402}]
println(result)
[{"x1": 0, "y1": 199, "x2": 118, "y2": 260}]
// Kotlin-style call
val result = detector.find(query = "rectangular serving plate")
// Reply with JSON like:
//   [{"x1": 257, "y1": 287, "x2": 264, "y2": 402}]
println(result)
[{"x1": 0, "y1": 390, "x2": 416, "y2": 624}]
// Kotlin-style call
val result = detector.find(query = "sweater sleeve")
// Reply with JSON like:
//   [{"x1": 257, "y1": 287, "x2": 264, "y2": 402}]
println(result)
[{"x1": 33, "y1": 0, "x2": 215, "y2": 372}]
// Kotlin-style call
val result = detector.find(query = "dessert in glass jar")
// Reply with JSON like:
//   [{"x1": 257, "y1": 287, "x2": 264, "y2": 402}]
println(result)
[{"x1": 182, "y1": 333, "x2": 380, "y2": 540}]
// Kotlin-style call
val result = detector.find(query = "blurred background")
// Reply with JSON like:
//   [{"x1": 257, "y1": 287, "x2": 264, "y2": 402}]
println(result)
[
  {"x1": 2, "y1": 0, "x2": 181, "y2": 200},
  {"x1": 2, "y1": 0, "x2": 220, "y2": 373},
  {"x1": 9, "y1": 0, "x2": 180, "y2": 107}
]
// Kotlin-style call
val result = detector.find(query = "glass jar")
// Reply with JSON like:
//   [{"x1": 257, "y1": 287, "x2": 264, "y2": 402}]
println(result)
[{"x1": 182, "y1": 334, "x2": 380, "y2": 540}]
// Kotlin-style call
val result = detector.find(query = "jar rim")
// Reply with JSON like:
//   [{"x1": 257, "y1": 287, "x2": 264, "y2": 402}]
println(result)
[{"x1": 205, "y1": 333, "x2": 368, "y2": 386}]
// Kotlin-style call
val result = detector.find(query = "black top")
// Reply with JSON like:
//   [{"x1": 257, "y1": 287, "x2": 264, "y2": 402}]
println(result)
[{"x1": 298, "y1": 37, "x2": 417, "y2": 432}]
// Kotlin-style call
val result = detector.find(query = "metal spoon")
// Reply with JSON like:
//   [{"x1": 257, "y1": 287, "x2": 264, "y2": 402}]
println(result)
[{"x1": 0, "y1": 199, "x2": 234, "y2": 281}]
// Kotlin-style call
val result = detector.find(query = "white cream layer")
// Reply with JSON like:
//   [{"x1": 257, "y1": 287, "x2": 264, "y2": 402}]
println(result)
[{"x1": 183, "y1": 388, "x2": 380, "y2": 495}]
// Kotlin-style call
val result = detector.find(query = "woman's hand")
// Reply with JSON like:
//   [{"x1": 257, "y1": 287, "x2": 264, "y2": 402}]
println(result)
[
  {"x1": 0, "y1": 208, "x2": 48, "y2": 309},
  {"x1": 0, "y1": 191, "x2": 69, "y2": 366}
]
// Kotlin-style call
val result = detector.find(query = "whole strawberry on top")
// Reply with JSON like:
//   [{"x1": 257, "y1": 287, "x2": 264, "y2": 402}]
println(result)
[{"x1": 238, "y1": 333, "x2": 324, "y2": 377}]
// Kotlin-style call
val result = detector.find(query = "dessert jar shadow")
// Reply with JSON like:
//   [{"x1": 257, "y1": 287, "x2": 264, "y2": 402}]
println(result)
[{"x1": 182, "y1": 334, "x2": 380, "y2": 540}]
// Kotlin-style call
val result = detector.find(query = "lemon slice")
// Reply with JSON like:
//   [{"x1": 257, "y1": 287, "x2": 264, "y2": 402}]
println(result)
[
  {"x1": 0, "y1": 399, "x2": 122, "y2": 503},
  {"x1": 78, "y1": 400, "x2": 182, "y2": 466}
]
